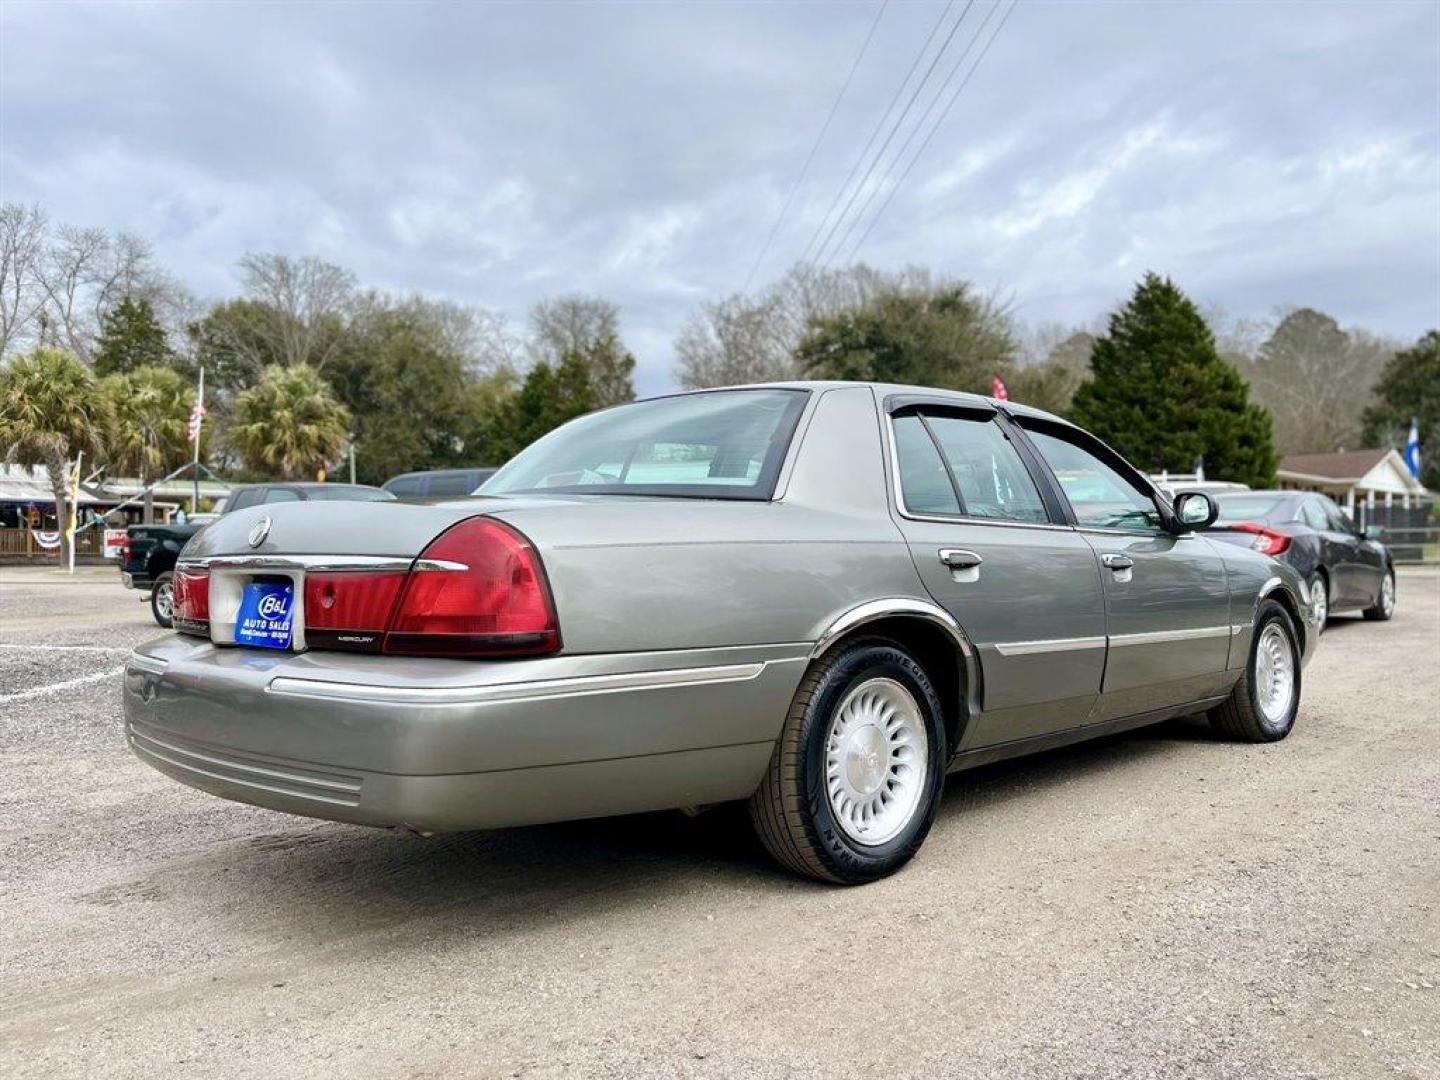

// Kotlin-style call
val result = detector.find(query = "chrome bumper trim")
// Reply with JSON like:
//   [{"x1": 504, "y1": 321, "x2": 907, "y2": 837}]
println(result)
[
  {"x1": 266, "y1": 660, "x2": 772, "y2": 706},
  {"x1": 179, "y1": 554, "x2": 416, "y2": 573},
  {"x1": 125, "y1": 653, "x2": 168, "y2": 676}
]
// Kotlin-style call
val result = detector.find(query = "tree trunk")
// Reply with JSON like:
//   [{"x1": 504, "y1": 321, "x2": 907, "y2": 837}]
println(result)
[{"x1": 44, "y1": 457, "x2": 74, "y2": 568}]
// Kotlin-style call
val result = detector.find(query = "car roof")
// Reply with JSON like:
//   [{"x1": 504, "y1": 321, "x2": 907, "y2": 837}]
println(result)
[
  {"x1": 657, "y1": 381, "x2": 1068, "y2": 425},
  {"x1": 1214, "y1": 490, "x2": 1304, "y2": 501},
  {"x1": 385, "y1": 467, "x2": 494, "y2": 482}
]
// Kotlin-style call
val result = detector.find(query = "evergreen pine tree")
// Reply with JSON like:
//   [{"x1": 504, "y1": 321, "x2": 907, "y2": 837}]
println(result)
[
  {"x1": 1070, "y1": 274, "x2": 1276, "y2": 487},
  {"x1": 94, "y1": 297, "x2": 172, "y2": 377}
]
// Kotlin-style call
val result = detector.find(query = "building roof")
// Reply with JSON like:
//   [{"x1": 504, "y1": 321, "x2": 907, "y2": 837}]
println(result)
[
  {"x1": 1277, "y1": 447, "x2": 1429, "y2": 498},
  {"x1": 1278, "y1": 448, "x2": 1391, "y2": 481},
  {"x1": 0, "y1": 465, "x2": 105, "y2": 505}
]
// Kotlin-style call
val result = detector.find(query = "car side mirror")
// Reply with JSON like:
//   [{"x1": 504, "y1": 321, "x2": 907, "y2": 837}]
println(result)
[
  {"x1": 1364, "y1": 524, "x2": 1385, "y2": 540},
  {"x1": 1172, "y1": 491, "x2": 1219, "y2": 532}
]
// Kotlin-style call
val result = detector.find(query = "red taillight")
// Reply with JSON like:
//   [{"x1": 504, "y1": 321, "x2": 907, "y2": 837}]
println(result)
[
  {"x1": 172, "y1": 568, "x2": 210, "y2": 634},
  {"x1": 1231, "y1": 522, "x2": 1291, "y2": 556},
  {"x1": 384, "y1": 517, "x2": 560, "y2": 657},
  {"x1": 303, "y1": 571, "x2": 408, "y2": 652}
]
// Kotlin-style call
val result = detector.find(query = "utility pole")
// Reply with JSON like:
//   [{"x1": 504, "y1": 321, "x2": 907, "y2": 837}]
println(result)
[{"x1": 349, "y1": 439, "x2": 356, "y2": 485}]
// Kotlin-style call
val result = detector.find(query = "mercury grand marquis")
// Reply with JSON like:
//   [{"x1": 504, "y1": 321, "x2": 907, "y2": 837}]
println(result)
[{"x1": 124, "y1": 383, "x2": 1316, "y2": 883}]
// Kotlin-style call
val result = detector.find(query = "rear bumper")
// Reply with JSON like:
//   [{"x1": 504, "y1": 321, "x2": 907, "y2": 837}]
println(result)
[{"x1": 123, "y1": 635, "x2": 807, "y2": 831}]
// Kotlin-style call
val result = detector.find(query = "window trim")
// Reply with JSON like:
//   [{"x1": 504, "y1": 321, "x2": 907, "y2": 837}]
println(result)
[{"x1": 883, "y1": 403, "x2": 1069, "y2": 530}]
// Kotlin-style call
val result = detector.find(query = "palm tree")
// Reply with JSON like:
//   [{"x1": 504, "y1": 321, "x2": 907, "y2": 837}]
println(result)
[
  {"x1": 101, "y1": 365, "x2": 195, "y2": 483},
  {"x1": 0, "y1": 347, "x2": 112, "y2": 565},
  {"x1": 229, "y1": 363, "x2": 350, "y2": 478}
]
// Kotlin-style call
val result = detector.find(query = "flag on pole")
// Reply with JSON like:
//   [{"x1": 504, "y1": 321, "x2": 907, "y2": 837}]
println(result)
[
  {"x1": 991, "y1": 374, "x2": 1009, "y2": 401},
  {"x1": 1404, "y1": 418, "x2": 1421, "y2": 480},
  {"x1": 187, "y1": 399, "x2": 207, "y2": 443}
]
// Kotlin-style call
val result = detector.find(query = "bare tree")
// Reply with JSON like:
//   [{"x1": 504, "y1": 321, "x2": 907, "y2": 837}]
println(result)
[
  {"x1": 673, "y1": 261, "x2": 951, "y2": 389},
  {"x1": 0, "y1": 203, "x2": 47, "y2": 358},
  {"x1": 469, "y1": 307, "x2": 524, "y2": 374},
  {"x1": 238, "y1": 253, "x2": 356, "y2": 369},
  {"x1": 528, "y1": 294, "x2": 621, "y2": 365},
  {"x1": 36, "y1": 225, "x2": 111, "y2": 361},
  {"x1": 675, "y1": 293, "x2": 798, "y2": 389},
  {"x1": 1242, "y1": 307, "x2": 1397, "y2": 454}
]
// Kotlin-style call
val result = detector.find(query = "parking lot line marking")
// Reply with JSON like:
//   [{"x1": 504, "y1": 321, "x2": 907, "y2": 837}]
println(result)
[
  {"x1": 0, "y1": 643, "x2": 130, "y2": 654},
  {"x1": 0, "y1": 666, "x2": 125, "y2": 704}
]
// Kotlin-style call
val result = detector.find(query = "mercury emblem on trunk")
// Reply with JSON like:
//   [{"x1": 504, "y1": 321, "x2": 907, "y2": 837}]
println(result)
[{"x1": 248, "y1": 515, "x2": 272, "y2": 549}]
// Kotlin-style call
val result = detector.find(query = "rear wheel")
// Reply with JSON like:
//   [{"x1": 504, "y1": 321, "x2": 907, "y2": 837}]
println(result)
[
  {"x1": 1210, "y1": 600, "x2": 1300, "y2": 743},
  {"x1": 1363, "y1": 568, "x2": 1396, "y2": 621},
  {"x1": 749, "y1": 639, "x2": 946, "y2": 884},
  {"x1": 1308, "y1": 571, "x2": 1329, "y2": 631},
  {"x1": 150, "y1": 571, "x2": 175, "y2": 629}
]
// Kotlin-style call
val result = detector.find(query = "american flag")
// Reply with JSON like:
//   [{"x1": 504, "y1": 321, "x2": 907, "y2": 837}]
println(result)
[
  {"x1": 991, "y1": 374, "x2": 1009, "y2": 401},
  {"x1": 187, "y1": 400, "x2": 206, "y2": 443}
]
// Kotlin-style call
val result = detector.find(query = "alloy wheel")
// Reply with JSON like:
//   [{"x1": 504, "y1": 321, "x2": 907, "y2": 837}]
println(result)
[
  {"x1": 1254, "y1": 623, "x2": 1296, "y2": 725},
  {"x1": 824, "y1": 677, "x2": 929, "y2": 846}
]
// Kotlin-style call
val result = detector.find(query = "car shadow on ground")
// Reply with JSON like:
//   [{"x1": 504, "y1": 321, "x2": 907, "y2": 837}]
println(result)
[{"x1": 147, "y1": 713, "x2": 1226, "y2": 948}]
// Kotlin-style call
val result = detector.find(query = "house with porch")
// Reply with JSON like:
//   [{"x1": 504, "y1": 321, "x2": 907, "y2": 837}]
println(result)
[{"x1": 1276, "y1": 448, "x2": 1431, "y2": 527}]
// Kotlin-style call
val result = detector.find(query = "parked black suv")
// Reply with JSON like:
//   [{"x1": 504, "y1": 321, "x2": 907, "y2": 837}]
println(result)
[{"x1": 120, "y1": 482, "x2": 394, "y2": 626}]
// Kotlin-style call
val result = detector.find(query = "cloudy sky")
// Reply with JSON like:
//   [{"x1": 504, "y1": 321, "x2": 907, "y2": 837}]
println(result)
[{"x1": 3, "y1": 0, "x2": 1436, "y2": 394}]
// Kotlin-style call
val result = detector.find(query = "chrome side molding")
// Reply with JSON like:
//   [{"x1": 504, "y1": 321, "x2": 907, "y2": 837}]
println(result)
[{"x1": 993, "y1": 636, "x2": 1106, "y2": 657}]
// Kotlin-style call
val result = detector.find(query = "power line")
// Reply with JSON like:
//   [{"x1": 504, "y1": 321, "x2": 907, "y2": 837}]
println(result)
[
  {"x1": 845, "y1": 0, "x2": 1020, "y2": 263},
  {"x1": 823, "y1": 0, "x2": 999, "y2": 267},
  {"x1": 812, "y1": 0, "x2": 976, "y2": 268},
  {"x1": 797, "y1": 0, "x2": 956, "y2": 266},
  {"x1": 742, "y1": 1, "x2": 890, "y2": 293}
]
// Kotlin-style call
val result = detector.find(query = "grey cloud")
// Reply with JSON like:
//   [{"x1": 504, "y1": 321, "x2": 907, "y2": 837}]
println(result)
[{"x1": 2, "y1": 0, "x2": 1435, "y2": 396}]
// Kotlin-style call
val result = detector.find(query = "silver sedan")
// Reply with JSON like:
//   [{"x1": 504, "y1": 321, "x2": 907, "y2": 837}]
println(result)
[{"x1": 124, "y1": 383, "x2": 1317, "y2": 883}]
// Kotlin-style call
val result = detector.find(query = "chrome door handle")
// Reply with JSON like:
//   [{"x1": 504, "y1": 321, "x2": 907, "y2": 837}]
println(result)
[
  {"x1": 1101, "y1": 553, "x2": 1134, "y2": 570},
  {"x1": 939, "y1": 549, "x2": 983, "y2": 570}
]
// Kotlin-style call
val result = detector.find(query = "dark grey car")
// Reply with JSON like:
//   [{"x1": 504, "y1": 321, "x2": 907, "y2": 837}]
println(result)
[
  {"x1": 382, "y1": 468, "x2": 499, "y2": 501},
  {"x1": 123, "y1": 384, "x2": 1317, "y2": 883},
  {"x1": 1206, "y1": 490, "x2": 1395, "y2": 627}
]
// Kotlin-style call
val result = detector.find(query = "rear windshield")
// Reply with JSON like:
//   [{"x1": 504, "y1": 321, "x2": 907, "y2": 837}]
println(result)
[
  {"x1": 304, "y1": 486, "x2": 395, "y2": 502},
  {"x1": 1214, "y1": 494, "x2": 1285, "y2": 522},
  {"x1": 480, "y1": 389, "x2": 809, "y2": 500}
]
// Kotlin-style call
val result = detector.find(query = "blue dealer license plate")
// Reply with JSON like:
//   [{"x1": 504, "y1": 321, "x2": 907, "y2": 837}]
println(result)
[{"x1": 235, "y1": 579, "x2": 295, "y2": 650}]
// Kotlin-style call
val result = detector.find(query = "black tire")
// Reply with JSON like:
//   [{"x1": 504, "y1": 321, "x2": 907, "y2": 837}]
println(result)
[
  {"x1": 1210, "y1": 600, "x2": 1300, "y2": 743},
  {"x1": 150, "y1": 571, "x2": 175, "y2": 629},
  {"x1": 748, "y1": 638, "x2": 947, "y2": 885},
  {"x1": 1362, "y1": 568, "x2": 1396, "y2": 621}
]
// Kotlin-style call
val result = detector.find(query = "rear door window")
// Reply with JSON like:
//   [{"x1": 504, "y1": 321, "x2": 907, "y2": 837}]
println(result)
[
  {"x1": 385, "y1": 477, "x2": 424, "y2": 498},
  {"x1": 892, "y1": 411, "x2": 1048, "y2": 523}
]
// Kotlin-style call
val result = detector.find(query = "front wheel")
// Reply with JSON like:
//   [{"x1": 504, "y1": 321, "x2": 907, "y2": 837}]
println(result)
[
  {"x1": 1209, "y1": 599, "x2": 1300, "y2": 743},
  {"x1": 1363, "y1": 568, "x2": 1396, "y2": 621},
  {"x1": 150, "y1": 571, "x2": 175, "y2": 628},
  {"x1": 749, "y1": 639, "x2": 947, "y2": 884}
]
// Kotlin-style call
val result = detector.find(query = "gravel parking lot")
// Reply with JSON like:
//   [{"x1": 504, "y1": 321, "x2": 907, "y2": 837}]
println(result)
[{"x1": 2, "y1": 564, "x2": 1437, "y2": 1079}]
